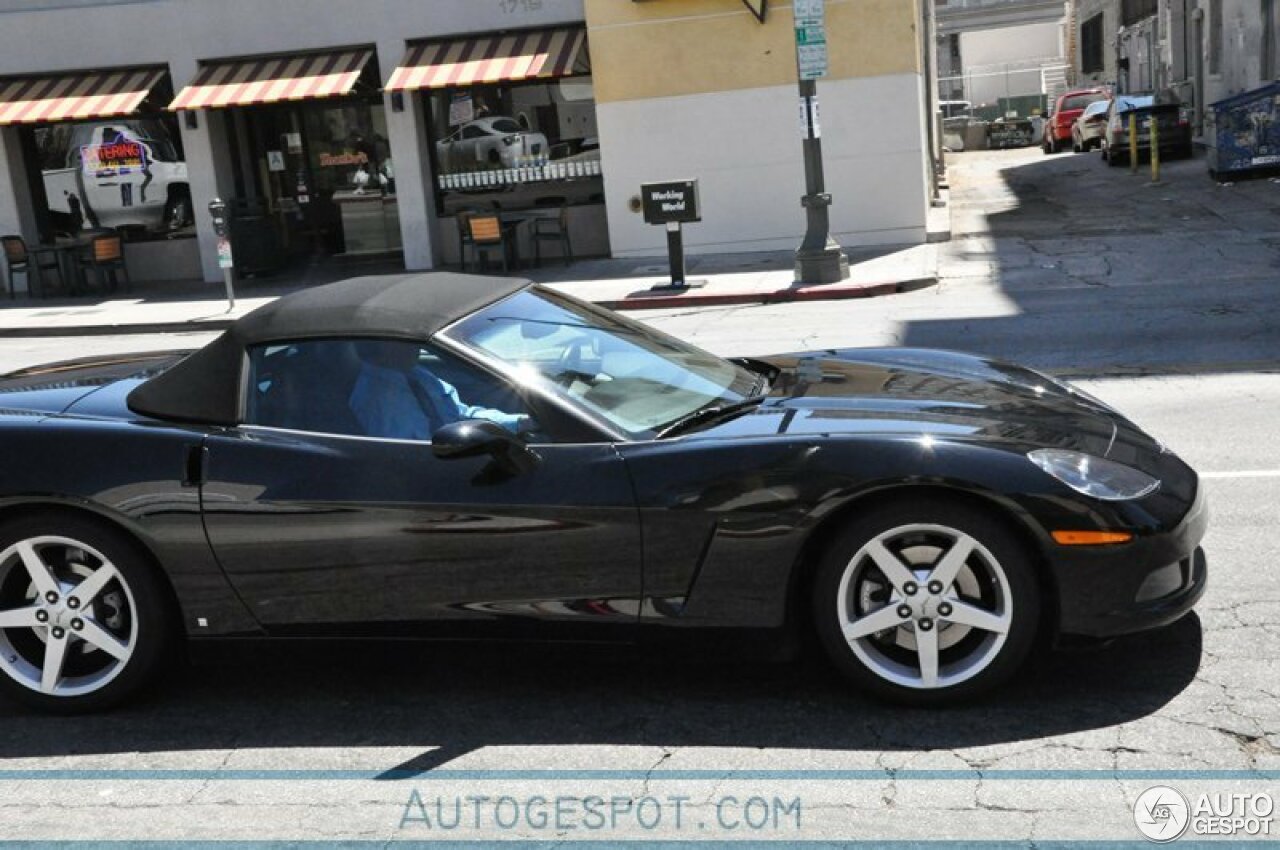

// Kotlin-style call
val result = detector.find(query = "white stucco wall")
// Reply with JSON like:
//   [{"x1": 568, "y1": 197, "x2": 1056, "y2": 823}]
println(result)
[{"x1": 596, "y1": 73, "x2": 928, "y2": 257}]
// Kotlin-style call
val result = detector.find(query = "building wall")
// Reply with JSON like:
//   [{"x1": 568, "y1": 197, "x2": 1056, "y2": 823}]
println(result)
[
  {"x1": 1075, "y1": 0, "x2": 1120, "y2": 88},
  {"x1": 1195, "y1": 0, "x2": 1277, "y2": 104},
  {"x1": 1076, "y1": 0, "x2": 1279, "y2": 123},
  {"x1": 584, "y1": 0, "x2": 930, "y2": 256},
  {"x1": 958, "y1": 21, "x2": 1063, "y2": 104},
  {"x1": 0, "y1": 0, "x2": 936, "y2": 275}
]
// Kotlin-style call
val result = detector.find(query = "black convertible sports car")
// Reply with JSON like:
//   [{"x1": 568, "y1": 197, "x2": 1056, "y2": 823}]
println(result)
[{"x1": 0, "y1": 273, "x2": 1206, "y2": 711}]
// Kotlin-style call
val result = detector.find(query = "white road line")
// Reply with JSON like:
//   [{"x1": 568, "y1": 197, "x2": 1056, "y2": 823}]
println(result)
[{"x1": 1201, "y1": 470, "x2": 1280, "y2": 479}]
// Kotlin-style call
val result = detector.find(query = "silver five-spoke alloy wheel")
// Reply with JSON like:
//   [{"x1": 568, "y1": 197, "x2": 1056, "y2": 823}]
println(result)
[
  {"x1": 813, "y1": 499, "x2": 1039, "y2": 704},
  {"x1": 837, "y1": 524, "x2": 1011, "y2": 690},
  {"x1": 0, "y1": 535, "x2": 139, "y2": 698}
]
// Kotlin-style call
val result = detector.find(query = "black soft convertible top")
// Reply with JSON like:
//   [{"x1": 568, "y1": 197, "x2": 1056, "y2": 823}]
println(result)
[{"x1": 127, "y1": 272, "x2": 529, "y2": 425}]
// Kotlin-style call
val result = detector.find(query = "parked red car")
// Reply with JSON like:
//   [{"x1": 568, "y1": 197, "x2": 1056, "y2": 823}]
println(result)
[{"x1": 1043, "y1": 88, "x2": 1110, "y2": 153}]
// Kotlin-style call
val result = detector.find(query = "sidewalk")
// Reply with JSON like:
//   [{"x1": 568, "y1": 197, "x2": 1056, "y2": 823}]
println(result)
[{"x1": 0, "y1": 242, "x2": 939, "y2": 337}]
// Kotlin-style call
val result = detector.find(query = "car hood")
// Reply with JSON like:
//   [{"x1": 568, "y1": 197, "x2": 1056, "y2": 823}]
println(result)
[
  {"x1": 701, "y1": 348, "x2": 1154, "y2": 460},
  {"x1": 0, "y1": 351, "x2": 185, "y2": 418}
]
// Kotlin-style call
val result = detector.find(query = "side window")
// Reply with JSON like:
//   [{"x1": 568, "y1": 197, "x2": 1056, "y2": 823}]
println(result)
[{"x1": 245, "y1": 338, "x2": 531, "y2": 440}]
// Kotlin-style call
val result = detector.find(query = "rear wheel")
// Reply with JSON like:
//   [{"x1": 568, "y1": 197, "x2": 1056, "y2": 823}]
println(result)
[
  {"x1": 812, "y1": 500, "x2": 1040, "y2": 705},
  {"x1": 0, "y1": 514, "x2": 175, "y2": 712}
]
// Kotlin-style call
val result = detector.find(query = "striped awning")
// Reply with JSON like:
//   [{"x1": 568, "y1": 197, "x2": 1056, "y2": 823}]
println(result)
[
  {"x1": 169, "y1": 48, "x2": 372, "y2": 110},
  {"x1": 0, "y1": 67, "x2": 166, "y2": 126},
  {"x1": 386, "y1": 27, "x2": 587, "y2": 92}
]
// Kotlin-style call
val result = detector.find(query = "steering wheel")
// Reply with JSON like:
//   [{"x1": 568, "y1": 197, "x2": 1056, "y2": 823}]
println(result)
[{"x1": 552, "y1": 337, "x2": 598, "y2": 388}]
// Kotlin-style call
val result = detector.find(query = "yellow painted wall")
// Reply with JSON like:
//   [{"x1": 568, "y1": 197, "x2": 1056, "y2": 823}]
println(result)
[{"x1": 585, "y1": 0, "x2": 923, "y2": 104}]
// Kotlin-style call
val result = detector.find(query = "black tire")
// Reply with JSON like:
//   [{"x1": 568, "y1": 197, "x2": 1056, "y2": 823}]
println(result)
[
  {"x1": 0, "y1": 513, "x2": 177, "y2": 713},
  {"x1": 163, "y1": 188, "x2": 191, "y2": 231},
  {"x1": 811, "y1": 498, "x2": 1041, "y2": 706},
  {"x1": 1108, "y1": 149, "x2": 1126, "y2": 168}
]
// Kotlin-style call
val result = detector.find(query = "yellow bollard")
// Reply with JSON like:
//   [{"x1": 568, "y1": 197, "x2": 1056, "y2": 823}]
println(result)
[
  {"x1": 1129, "y1": 113, "x2": 1139, "y2": 174},
  {"x1": 1150, "y1": 115, "x2": 1160, "y2": 183}
]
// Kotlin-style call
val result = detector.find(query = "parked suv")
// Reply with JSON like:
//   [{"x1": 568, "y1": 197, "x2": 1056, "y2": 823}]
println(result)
[
  {"x1": 1043, "y1": 88, "x2": 1110, "y2": 153},
  {"x1": 37, "y1": 119, "x2": 190, "y2": 233}
]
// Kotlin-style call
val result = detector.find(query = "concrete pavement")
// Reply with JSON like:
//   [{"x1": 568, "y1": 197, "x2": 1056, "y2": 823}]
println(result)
[{"x1": 0, "y1": 242, "x2": 940, "y2": 338}]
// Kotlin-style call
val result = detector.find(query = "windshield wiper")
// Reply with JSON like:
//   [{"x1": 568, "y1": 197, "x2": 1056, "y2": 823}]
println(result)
[{"x1": 655, "y1": 396, "x2": 767, "y2": 439}]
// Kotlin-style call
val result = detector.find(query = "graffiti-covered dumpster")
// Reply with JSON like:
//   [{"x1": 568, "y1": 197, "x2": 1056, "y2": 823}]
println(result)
[{"x1": 1207, "y1": 81, "x2": 1280, "y2": 178}]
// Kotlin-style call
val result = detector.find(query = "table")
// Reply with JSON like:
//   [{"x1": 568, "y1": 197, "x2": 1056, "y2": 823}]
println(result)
[
  {"x1": 498, "y1": 215, "x2": 530, "y2": 270},
  {"x1": 49, "y1": 237, "x2": 96, "y2": 296},
  {"x1": 26, "y1": 243, "x2": 85, "y2": 298}
]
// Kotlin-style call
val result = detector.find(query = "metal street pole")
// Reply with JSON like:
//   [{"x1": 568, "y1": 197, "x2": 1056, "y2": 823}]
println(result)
[
  {"x1": 793, "y1": 0, "x2": 849, "y2": 284},
  {"x1": 795, "y1": 80, "x2": 849, "y2": 283}
]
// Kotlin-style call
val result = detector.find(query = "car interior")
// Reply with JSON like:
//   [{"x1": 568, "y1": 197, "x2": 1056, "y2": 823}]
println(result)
[{"x1": 246, "y1": 338, "x2": 528, "y2": 439}]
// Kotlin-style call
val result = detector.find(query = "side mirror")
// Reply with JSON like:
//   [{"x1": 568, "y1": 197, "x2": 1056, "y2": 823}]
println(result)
[{"x1": 432, "y1": 419, "x2": 540, "y2": 476}]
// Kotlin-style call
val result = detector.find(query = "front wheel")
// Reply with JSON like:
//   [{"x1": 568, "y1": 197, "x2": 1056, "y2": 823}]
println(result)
[
  {"x1": 163, "y1": 189, "x2": 191, "y2": 231},
  {"x1": 812, "y1": 500, "x2": 1040, "y2": 705},
  {"x1": 0, "y1": 515, "x2": 176, "y2": 712}
]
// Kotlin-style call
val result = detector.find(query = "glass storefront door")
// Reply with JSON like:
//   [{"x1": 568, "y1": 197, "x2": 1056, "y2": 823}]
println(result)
[{"x1": 226, "y1": 97, "x2": 401, "y2": 272}]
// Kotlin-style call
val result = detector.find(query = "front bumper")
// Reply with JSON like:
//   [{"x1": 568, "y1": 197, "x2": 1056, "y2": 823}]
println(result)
[{"x1": 1050, "y1": 484, "x2": 1208, "y2": 639}]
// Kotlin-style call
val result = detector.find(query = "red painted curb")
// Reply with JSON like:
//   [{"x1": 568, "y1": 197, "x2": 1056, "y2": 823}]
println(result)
[{"x1": 598, "y1": 278, "x2": 930, "y2": 311}]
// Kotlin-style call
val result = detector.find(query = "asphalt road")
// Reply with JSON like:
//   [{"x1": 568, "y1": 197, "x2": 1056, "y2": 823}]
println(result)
[{"x1": 0, "y1": 145, "x2": 1277, "y2": 844}]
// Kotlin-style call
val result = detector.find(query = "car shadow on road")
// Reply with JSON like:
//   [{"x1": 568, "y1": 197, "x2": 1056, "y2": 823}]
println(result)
[{"x1": 0, "y1": 613, "x2": 1202, "y2": 772}]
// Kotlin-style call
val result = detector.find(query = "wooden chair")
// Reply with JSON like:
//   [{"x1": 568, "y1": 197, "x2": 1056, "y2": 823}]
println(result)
[
  {"x1": 76, "y1": 233, "x2": 129, "y2": 293},
  {"x1": 466, "y1": 214, "x2": 509, "y2": 273},
  {"x1": 2, "y1": 235, "x2": 60, "y2": 298},
  {"x1": 456, "y1": 210, "x2": 476, "y2": 272},
  {"x1": 531, "y1": 201, "x2": 573, "y2": 267}
]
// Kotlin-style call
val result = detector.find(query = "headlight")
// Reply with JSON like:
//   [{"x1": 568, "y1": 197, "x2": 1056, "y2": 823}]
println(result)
[
  {"x1": 1027, "y1": 449, "x2": 1160, "y2": 501},
  {"x1": 503, "y1": 135, "x2": 521, "y2": 145}
]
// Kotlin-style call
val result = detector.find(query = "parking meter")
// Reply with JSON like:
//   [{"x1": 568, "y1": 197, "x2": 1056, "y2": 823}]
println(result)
[
  {"x1": 208, "y1": 198, "x2": 235, "y2": 310},
  {"x1": 208, "y1": 198, "x2": 229, "y2": 237}
]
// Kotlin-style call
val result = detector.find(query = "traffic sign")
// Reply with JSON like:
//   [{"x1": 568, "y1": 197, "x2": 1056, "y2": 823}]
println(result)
[
  {"x1": 793, "y1": 0, "x2": 824, "y2": 18},
  {"x1": 794, "y1": 0, "x2": 827, "y2": 80}
]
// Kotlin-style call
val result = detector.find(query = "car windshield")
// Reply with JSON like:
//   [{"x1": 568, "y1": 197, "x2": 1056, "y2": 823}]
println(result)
[
  {"x1": 122, "y1": 120, "x2": 180, "y2": 162},
  {"x1": 443, "y1": 288, "x2": 762, "y2": 438},
  {"x1": 1063, "y1": 93, "x2": 1106, "y2": 111},
  {"x1": 490, "y1": 118, "x2": 522, "y2": 133}
]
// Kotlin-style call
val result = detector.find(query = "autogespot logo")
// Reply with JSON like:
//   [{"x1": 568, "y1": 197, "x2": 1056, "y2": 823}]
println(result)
[{"x1": 1134, "y1": 786, "x2": 1191, "y2": 843}]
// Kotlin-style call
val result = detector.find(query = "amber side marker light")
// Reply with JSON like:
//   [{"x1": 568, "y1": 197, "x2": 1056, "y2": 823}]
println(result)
[{"x1": 1052, "y1": 530, "x2": 1134, "y2": 545}]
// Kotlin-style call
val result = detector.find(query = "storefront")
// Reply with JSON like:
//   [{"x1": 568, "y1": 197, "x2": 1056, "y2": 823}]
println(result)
[
  {"x1": 0, "y1": 65, "x2": 200, "y2": 286},
  {"x1": 0, "y1": 0, "x2": 934, "y2": 291},
  {"x1": 169, "y1": 48, "x2": 401, "y2": 275},
  {"x1": 385, "y1": 25, "x2": 610, "y2": 265}
]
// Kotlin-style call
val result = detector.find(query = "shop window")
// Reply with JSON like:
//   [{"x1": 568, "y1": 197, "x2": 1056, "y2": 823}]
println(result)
[
  {"x1": 1081, "y1": 14, "x2": 1105, "y2": 75},
  {"x1": 26, "y1": 114, "x2": 191, "y2": 243},
  {"x1": 425, "y1": 76, "x2": 603, "y2": 216}
]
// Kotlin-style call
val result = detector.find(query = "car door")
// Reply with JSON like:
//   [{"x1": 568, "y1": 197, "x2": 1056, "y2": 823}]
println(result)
[{"x1": 198, "y1": 337, "x2": 642, "y2": 640}]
